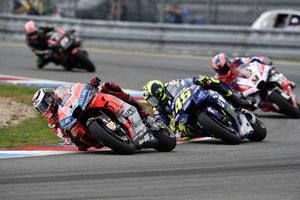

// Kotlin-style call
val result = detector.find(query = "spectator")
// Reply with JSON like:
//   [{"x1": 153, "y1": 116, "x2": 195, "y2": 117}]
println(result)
[
  {"x1": 274, "y1": 14, "x2": 288, "y2": 28},
  {"x1": 165, "y1": 3, "x2": 182, "y2": 24},
  {"x1": 12, "y1": 0, "x2": 43, "y2": 15},
  {"x1": 0, "y1": 0, "x2": 6, "y2": 13},
  {"x1": 109, "y1": 0, "x2": 127, "y2": 21},
  {"x1": 290, "y1": 17, "x2": 300, "y2": 28},
  {"x1": 43, "y1": 0, "x2": 59, "y2": 17}
]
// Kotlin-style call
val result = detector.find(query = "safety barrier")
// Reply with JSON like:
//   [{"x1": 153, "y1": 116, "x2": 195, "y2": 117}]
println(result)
[{"x1": 1, "y1": 14, "x2": 300, "y2": 60}]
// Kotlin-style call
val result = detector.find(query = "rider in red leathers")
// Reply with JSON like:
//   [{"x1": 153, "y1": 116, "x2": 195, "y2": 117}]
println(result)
[{"x1": 32, "y1": 77, "x2": 149, "y2": 151}]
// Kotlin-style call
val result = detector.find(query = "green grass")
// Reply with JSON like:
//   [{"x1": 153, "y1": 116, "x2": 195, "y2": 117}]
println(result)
[
  {"x1": 0, "y1": 117, "x2": 60, "y2": 148},
  {"x1": 0, "y1": 84, "x2": 60, "y2": 148},
  {"x1": 0, "y1": 84, "x2": 40, "y2": 104}
]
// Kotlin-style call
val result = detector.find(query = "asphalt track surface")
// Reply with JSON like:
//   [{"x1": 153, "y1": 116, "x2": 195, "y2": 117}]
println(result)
[{"x1": 1, "y1": 43, "x2": 300, "y2": 200}]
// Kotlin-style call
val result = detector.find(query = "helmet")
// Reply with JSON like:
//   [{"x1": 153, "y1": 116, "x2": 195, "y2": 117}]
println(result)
[
  {"x1": 24, "y1": 20, "x2": 37, "y2": 35},
  {"x1": 32, "y1": 88, "x2": 56, "y2": 115},
  {"x1": 291, "y1": 17, "x2": 299, "y2": 25},
  {"x1": 24, "y1": 20, "x2": 38, "y2": 40},
  {"x1": 143, "y1": 80, "x2": 168, "y2": 107},
  {"x1": 211, "y1": 53, "x2": 232, "y2": 77}
]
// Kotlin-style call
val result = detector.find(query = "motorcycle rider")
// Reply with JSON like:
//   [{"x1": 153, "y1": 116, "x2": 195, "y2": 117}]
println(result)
[
  {"x1": 24, "y1": 20, "x2": 55, "y2": 69},
  {"x1": 32, "y1": 77, "x2": 150, "y2": 151},
  {"x1": 211, "y1": 53, "x2": 273, "y2": 85},
  {"x1": 143, "y1": 75, "x2": 255, "y2": 140},
  {"x1": 211, "y1": 53, "x2": 296, "y2": 111}
]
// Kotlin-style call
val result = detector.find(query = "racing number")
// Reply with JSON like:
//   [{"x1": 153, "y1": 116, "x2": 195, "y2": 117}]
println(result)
[{"x1": 175, "y1": 88, "x2": 192, "y2": 113}]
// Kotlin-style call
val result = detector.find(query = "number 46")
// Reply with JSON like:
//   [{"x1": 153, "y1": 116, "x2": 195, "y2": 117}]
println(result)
[{"x1": 175, "y1": 88, "x2": 192, "y2": 113}]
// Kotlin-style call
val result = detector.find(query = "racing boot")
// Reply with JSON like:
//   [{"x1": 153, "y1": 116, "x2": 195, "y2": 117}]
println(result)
[
  {"x1": 143, "y1": 115, "x2": 160, "y2": 131},
  {"x1": 180, "y1": 131, "x2": 200, "y2": 141},
  {"x1": 36, "y1": 57, "x2": 49, "y2": 69},
  {"x1": 100, "y1": 82, "x2": 150, "y2": 119},
  {"x1": 74, "y1": 134, "x2": 104, "y2": 151},
  {"x1": 133, "y1": 132, "x2": 158, "y2": 150},
  {"x1": 259, "y1": 102, "x2": 277, "y2": 112}
]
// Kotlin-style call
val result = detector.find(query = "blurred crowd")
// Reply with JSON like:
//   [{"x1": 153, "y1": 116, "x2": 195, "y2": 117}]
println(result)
[
  {"x1": 13, "y1": 0, "x2": 59, "y2": 17},
  {"x1": 0, "y1": 0, "x2": 194, "y2": 24},
  {"x1": 1, "y1": 0, "x2": 298, "y2": 28},
  {"x1": 11, "y1": 0, "x2": 59, "y2": 17}
]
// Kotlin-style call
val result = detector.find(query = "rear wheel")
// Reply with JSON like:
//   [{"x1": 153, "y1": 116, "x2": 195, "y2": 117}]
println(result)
[
  {"x1": 75, "y1": 51, "x2": 96, "y2": 72},
  {"x1": 87, "y1": 119, "x2": 135, "y2": 155},
  {"x1": 197, "y1": 112, "x2": 241, "y2": 144},
  {"x1": 153, "y1": 128, "x2": 176, "y2": 152},
  {"x1": 269, "y1": 90, "x2": 300, "y2": 118}
]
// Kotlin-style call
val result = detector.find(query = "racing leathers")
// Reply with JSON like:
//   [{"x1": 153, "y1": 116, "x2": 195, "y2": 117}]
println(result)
[
  {"x1": 47, "y1": 77, "x2": 149, "y2": 151},
  {"x1": 26, "y1": 26, "x2": 55, "y2": 69}
]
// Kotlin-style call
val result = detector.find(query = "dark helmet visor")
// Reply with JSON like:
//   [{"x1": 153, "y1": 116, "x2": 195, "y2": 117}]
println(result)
[
  {"x1": 36, "y1": 95, "x2": 53, "y2": 115},
  {"x1": 215, "y1": 62, "x2": 230, "y2": 75}
]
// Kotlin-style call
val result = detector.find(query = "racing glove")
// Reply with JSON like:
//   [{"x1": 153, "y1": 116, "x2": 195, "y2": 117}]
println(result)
[
  {"x1": 243, "y1": 98, "x2": 257, "y2": 111},
  {"x1": 193, "y1": 75, "x2": 210, "y2": 86},
  {"x1": 89, "y1": 77, "x2": 101, "y2": 89},
  {"x1": 56, "y1": 128, "x2": 72, "y2": 145}
]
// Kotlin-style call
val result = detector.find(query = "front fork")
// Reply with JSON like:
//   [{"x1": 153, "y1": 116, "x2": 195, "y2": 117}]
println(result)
[
  {"x1": 269, "y1": 71, "x2": 298, "y2": 108},
  {"x1": 116, "y1": 103, "x2": 158, "y2": 149}
]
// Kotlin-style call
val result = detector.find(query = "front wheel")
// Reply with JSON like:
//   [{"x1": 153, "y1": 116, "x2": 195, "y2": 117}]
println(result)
[
  {"x1": 197, "y1": 112, "x2": 241, "y2": 144},
  {"x1": 87, "y1": 119, "x2": 136, "y2": 155},
  {"x1": 153, "y1": 128, "x2": 177, "y2": 152}
]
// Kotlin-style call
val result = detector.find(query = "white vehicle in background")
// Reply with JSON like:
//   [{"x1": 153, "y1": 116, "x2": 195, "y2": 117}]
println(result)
[{"x1": 251, "y1": 10, "x2": 300, "y2": 30}]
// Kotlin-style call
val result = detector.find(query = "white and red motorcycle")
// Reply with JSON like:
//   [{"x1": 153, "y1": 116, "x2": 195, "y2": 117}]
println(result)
[{"x1": 235, "y1": 61, "x2": 300, "y2": 118}]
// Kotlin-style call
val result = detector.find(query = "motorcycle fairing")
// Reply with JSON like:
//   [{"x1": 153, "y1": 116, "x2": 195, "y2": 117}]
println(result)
[
  {"x1": 236, "y1": 62, "x2": 272, "y2": 97},
  {"x1": 58, "y1": 83, "x2": 95, "y2": 130}
]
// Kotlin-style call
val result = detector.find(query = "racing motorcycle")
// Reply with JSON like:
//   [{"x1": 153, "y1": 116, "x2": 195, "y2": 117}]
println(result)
[
  {"x1": 171, "y1": 84, "x2": 267, "y2": 144},
  {"x1": 235, "y1": 62, "x2": 300, "y2": 118},
  {"x1": 56, "y1": 83, "x2": 176, "y2": 154},
  {"x1": 45, "y1": 27, "x2": 95, "y2": 72}
]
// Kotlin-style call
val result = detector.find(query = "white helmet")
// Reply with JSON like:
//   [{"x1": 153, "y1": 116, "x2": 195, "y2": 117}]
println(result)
[{"x1": 32, "y1": 88, "x2": 56, "y2": 115}]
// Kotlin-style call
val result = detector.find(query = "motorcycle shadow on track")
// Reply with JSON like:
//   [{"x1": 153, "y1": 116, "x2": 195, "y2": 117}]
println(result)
[
  {"x1": 31, "y1": 67, "x2": 96, "y2": 73},
  {"x1": 79, "y1": 149, "x2": 176, "y2": 155},
  {"x1": 255, "y1": 113, "x2": 292, "y2": 119},
  {"x1": 184, "y1": 139, "x2": 253, "y2": 145}
]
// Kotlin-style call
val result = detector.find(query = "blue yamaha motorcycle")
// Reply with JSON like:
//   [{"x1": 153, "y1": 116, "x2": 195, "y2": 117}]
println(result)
[{"x1": 171, "y1": 84, "x2": 267, "y2": 144}]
